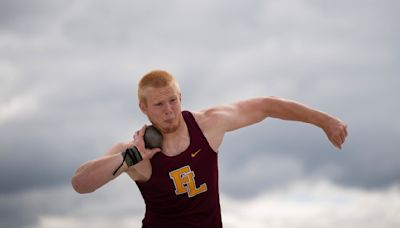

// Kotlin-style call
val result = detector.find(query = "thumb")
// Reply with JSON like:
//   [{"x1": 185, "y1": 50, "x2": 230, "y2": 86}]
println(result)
[{"x1": 147, "y1": 147, "x2": 162, "y2": 158}]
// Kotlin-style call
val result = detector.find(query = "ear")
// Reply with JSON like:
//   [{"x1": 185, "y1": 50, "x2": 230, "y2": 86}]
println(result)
[{"x1": 139, "y1": 101, "x2": 147, "y2": 114}]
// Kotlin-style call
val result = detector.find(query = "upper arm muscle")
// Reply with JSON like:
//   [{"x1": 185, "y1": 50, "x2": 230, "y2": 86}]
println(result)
[
  {"x1": 194, "y1": 97, "x2": 269, "y2": 151},
  {"x1": 212, "y1": 97, "x2": 268, "y2": 132}
]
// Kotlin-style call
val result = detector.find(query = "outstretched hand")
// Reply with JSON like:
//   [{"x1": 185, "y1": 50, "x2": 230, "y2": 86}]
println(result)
[
  {"x1": 323, "y1": 116, "x2": 348, "y2": 149},
  {"x1": 133, "y1": 125, "x2": 162, "y2": 160}
]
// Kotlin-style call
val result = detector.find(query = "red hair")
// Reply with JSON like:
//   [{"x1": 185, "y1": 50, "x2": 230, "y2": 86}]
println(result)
[{"x1": 138, "y1": 70, "x2": 180, "y2": 104}]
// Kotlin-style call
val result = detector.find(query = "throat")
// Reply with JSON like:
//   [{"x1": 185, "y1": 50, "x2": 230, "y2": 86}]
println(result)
[{"x1": 162, "y1": 122, "x2": 190, "y2": 157}]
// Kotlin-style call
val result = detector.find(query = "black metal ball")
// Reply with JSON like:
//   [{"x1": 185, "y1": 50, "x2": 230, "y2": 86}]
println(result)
[{"x1": 144, "y1": 125, "x2": 163, "y2": 149}]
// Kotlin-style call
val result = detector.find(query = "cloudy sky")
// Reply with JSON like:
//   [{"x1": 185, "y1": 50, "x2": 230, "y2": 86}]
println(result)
[{"x1": 1, "y1": 0, "x2": 399, "y2": 227}]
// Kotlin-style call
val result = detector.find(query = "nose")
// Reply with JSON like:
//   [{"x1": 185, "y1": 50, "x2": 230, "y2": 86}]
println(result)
[{"x1": 164, "y1": 103, "x2": 173, "y2": 116}]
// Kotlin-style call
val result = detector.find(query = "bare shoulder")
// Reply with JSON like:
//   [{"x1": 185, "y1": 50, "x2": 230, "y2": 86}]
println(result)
[
  {"x1": 192, "y1": 107, "x2": 229, "y2": 132},
  {"x1": 191, "y1": 108, "x2": 230, "y2": 152},
  {"x1": 193, "y1": 97, "x2": 269, "y2": 133},
  {"x1": 104, "y1": 140, "x2": 134, "y2": 156}
]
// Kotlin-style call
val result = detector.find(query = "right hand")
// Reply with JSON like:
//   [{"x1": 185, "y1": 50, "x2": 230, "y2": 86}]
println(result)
[
  {"x1": 133, "y1": 125, "x2": 162, "y2": 160},
  {"x1": 322, "y1": 116, "x2": 348, "y2": 149}
]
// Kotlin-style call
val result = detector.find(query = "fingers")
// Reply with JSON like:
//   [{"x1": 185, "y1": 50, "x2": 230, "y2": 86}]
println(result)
[
  {"x1": 331, "y1": 125, "x2": 348, "y2": 150},
  {"x1": 138, "y1": 124, "x2": 147, "y2": 137},
  {"x1": 339, "y1": 124, "x2": 348, "y2": 145},
  {"x1": 339, "y1": 129, "x2": 346, "y2": 144},
  {"x1": 334, "y1": 136, "x2": 342, "y2": 149},
  {"x1": 133, "y1": 125, "x2": 147, "y2": 139},
  {"x1": 140, "y1": 147, "x2": 161, "y2": 160},
  {"x1": 329, "y1": 135, "x2": 341, "y2": 149},
  {"x1": 336, "y1": 128, "x2": 345, "y2": 146},
  {"x1": 133, "y1": 125, "x2": 147, "y2": 141},
  {"x1": 132, "y1": 125, "x2": 161, "y2": 160}
]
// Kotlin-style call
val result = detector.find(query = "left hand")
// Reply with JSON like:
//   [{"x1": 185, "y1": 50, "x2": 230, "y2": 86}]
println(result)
[
  {"x1": 323, "y1": 116, "x2": 348, "y2": 149},
  {"x1": 133, "y1": 125, "x2": 162, "y2": 160}
]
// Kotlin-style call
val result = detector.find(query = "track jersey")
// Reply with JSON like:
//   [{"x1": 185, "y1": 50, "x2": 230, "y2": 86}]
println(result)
[{"x1": 136, "y1": 111, "x2": 222, "y2": 228}]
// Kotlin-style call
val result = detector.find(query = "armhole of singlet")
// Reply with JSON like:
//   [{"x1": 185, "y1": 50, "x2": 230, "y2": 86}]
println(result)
[{"x1": 182, "y1": 111, "x2": 217, "y2": 153}]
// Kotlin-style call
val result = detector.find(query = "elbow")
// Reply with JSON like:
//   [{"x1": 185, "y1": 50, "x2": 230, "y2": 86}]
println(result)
[
  {"x1": 262, "y1": 95, "x2": 280, "y2": 109},
  {"x1": 262, "y1": 96, "x2": 283, "y2": 107},
  {"x1": 261, "y1": 96, "x2": 288, "y2": 118},
  {"x1": 71, "y1": 174, "x2": 95, "y2": 194},
  {"x1": 264, "y1": 96, "x2": 284, "y2": 102}
]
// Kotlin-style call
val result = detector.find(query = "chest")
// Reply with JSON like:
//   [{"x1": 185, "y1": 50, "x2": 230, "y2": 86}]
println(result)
[
  {"x1": 137, "y1": 146, "x2": 219, "y2": 201},
  {"x1": 162, "y1": 137, "x2": 190, "y2": 157}
]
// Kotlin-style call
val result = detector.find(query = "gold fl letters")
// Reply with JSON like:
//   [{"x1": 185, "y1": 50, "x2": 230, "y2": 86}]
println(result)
[{"x1": 169, "y1": 166, "x2": 207, "y2": 198}]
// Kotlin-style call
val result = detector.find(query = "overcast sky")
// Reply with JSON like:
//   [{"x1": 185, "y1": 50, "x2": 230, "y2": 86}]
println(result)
[{"x1": 1, "y1": 0, "x2": 399, "y2": 227}]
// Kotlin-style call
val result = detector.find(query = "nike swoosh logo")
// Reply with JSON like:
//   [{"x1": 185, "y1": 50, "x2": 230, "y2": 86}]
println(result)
[{"x1": 191, "y1": 149, "x2": 201, "y2": 158}]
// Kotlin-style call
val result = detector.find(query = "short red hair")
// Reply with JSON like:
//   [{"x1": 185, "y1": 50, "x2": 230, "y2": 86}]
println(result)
[{"x1": 138, "y1": 70, "x2": 180, "y2": 104}]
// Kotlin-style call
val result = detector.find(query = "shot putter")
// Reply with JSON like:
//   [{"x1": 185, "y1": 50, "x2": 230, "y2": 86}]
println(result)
[{"x1": 113, "y1": 125, "x2": 163, "y2": 175}]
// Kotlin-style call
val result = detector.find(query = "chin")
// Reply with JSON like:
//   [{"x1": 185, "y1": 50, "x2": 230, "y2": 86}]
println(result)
[
  {"x1": 161, "y1": 123, "x2": 179, "y2": 134},
  {"x1": 161, "y1": 119, "x2": 181, "y2": 134},
  {"x1": 149, "y1": 114, "x2": 182, "y2": 134}
]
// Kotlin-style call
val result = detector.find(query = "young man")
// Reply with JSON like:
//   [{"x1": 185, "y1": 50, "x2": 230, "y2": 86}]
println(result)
[{"x1": 71, "y1": 70, "x2": 348, "y2": 227}]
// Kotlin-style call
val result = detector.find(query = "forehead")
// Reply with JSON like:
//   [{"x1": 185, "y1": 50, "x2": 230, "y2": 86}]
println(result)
[{"x1": 143, "y1": 85, "x2": 179, "y2": 102}]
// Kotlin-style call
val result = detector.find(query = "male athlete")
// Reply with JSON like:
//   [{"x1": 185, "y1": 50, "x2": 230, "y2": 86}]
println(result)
[{"x1": 72, "y1": 70, "x2": 348, "y2": 227}]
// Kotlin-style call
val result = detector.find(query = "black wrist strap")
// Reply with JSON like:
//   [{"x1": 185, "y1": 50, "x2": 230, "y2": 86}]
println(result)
[{"x1": 112, "y1": 146, "x2": 143, "y2": 176}]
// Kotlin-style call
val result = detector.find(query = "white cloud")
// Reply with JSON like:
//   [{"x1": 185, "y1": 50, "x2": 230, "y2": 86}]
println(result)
[
  {"x1": 33, "y1": 216, "x2": 142, "y2": 228},
  {"x1": 221, "y1": 153, "x2": 305, "y2": 196},
  {"x1": 1, "y1": 0, "x2": 399, "y2": 227},
  {"x1": 3, "y1": 176, "x2": 146, "y2": 228},
  {"x1": 0, "y1": 94, "x2": 38, "y2": 125},
  {"x1": 221, "y1": 181, "x2": 400, "y2": 228},
  {"x1": 15, "y1": 180, "x2": 400, "y2": 228}
]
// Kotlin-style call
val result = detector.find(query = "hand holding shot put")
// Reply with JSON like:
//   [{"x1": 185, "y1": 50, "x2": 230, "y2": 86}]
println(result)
[
  {"x1": 71, "y1": 70, "x2": 348, "y2": 228},
  {"x1": 71, "y1": 125, "x2": 162, "y2": 193},
  {"x1": 112, "y1": 125, "x2": 163, "y2": 175}
]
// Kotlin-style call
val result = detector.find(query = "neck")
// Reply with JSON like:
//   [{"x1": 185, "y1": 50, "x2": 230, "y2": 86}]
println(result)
[{"x1": 162, "y1": 115, "x2": 189, "y2": 156}]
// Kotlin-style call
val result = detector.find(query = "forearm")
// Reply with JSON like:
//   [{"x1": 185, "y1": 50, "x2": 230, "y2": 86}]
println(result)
[
  {"x1": 71, "y1": 153, "x2": 126, "y2": 194},
  {"x1": 265, "y1": 97, "x2": 330, "y2": 128},
  {"x1": 263, "y1": 96, "x2": 347, "y2": 149}
]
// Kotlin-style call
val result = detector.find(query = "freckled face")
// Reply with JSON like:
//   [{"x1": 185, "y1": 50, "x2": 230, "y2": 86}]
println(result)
[{"x1": 140, "y1": 85, "x2": 182, "y2": 134}]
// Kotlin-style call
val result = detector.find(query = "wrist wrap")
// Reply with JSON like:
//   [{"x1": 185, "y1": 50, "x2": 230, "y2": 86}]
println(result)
[
  {"x1": 112, "y1": 146, "x2": 143, "y2": 175},
  {"x1": 123, "y1": 146, "x2": 143, "y2": 167}
]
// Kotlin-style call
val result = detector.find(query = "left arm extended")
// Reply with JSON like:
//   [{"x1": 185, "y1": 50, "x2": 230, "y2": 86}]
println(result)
[
  {"x1": 261, "y1": 97, "x2": 347, "y2": 149},
  {"x1": 198, "y1": 96, "x2": 348, "y2": 150}
]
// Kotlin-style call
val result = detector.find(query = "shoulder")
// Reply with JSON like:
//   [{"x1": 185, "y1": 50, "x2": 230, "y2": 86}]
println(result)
[
  {"x1": 191, "y1": 107, "x2": 226, "y2": 131},
  {"x1": 190, "y1": 108, "x2": 228, "y2": 151},
  {"x1": 190, "y1": 104, "x2": 245, "y2": 134},
  {"x1": 192, "y1": 97, "x2": 271, "y2": 132}
]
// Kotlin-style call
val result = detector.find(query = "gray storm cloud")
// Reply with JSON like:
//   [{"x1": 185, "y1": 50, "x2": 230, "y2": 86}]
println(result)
[{"x1": 1, "y1": 0, "x2": 399, "y2": 227}]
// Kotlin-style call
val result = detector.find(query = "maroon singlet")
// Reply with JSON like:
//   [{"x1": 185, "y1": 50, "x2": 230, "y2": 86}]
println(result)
[{"x1": 136, "y1": 111, "x2": 222, "y2": 228}]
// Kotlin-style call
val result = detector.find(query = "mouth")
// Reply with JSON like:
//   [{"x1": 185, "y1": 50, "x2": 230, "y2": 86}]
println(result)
[
  {"x1": 164, "y1": 118, "x2": 174, "y2": 124},
  {"x1": 159, "y1": 116, "x2": 181, "y2": 133}
]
